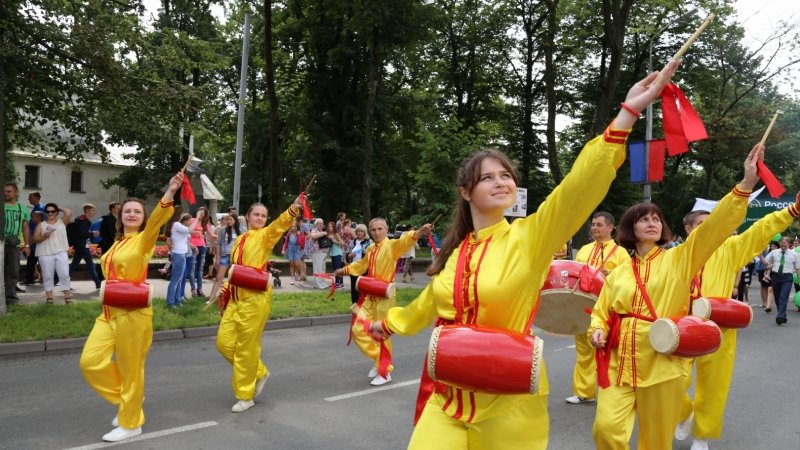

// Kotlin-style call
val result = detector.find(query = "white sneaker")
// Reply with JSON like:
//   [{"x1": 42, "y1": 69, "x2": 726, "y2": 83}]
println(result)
[
  {"x1": 690, "y1": 438, "x2": 709, "y2": 450},
  {"x1": 370, "y1": 373, "x2": 392, "y2": 386},
  {"x1": 231, "y1": 399, "x2": 255, "y2": 413},
  {"x1": 565, "y1": 396, "x2": 595, "y2": 404},
  {"x1": 111, "y1": 415, "x2": 118, "y2": 427},
  {"x1": 368, "y1": 366, "x2": 379, "y2": 378},
  {"x1": 102, "y1": 426, "x2": 142, "y2": 442},
  {"x1": 254, "y1": 373, "x2": 270, "y2": 398},
  {"x1": 675, "y1": 412, "x2": 694, "y2": 441}
]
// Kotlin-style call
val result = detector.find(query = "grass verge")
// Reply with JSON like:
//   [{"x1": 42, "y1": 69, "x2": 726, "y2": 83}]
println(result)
[{"x1": 0, "y1": 288, "x2": 424, "y2": 343}]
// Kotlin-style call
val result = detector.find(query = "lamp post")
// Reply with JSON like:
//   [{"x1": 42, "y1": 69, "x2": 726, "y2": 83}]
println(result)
[{"x1": 644, "y1": 8, "x2": 698, "y2": 202}]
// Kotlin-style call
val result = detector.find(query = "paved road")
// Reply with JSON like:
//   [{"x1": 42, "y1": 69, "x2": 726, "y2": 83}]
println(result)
[{"x1": 1, "y1": 285, "x2": 799, "y2": 449}]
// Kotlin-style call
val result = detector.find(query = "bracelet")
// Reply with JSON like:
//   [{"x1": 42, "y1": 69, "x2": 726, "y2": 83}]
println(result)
[{"x1": 620, "y1": 102, "x2": 643, "y2": 119}]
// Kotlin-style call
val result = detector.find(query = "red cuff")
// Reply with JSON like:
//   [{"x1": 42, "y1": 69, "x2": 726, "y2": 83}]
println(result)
[
  {"x1": 732, "y1": 185, "x2": 752, "y2": 198},
  {"x1": 602, "y1": 124, "x2": 631, "y2": 145},
  {"x1": 380, "y1": 320, "x2": 394, "y2": 337},
  {"x1": 789, "y1": 203, "x2": 800, "y2": 218},
  {"x1": 159, "y1": 200, "x2": 174, "y2": 208},
  {"x1": 288, "y1": 206, "x2": 299, "y2": 217}
]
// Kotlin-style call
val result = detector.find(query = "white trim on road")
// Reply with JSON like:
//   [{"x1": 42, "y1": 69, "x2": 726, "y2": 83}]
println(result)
[
  {"x1": 325, "y1": 379, "x2": 421, "y2": 402},
  {"x1": 62, "y1": 421, "x2": 218, "y2": 450}
]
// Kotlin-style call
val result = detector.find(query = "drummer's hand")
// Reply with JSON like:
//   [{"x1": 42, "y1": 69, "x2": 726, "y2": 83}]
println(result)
[
  {"x1": 600, "y1": 268, "x2": 610, "y2": 277},
  {"x1": 333, "y1": 268, "x2": 344, "y2": 277},
  {"x1": 591, "y1": 329, "x2": 606, "y2": 348},
  {"x1": 292, "y1": 193, "x2": 305, "y2": 213},
  {"x1": 369, "y1": 321, "x2": 389, "y2": 341},
  {"x1": 615, "y1": 59, "x2": 681, "y2": 130},
  {"x1": 167, "y1": 172, "x2": 184, "y2": 194},
  {"x1": 414, "y1": 224, "x2": 433, "y2": 239},
  {"x1": 739, "y1": 143, "x2": 764, "y2": 192},
  {"x1": 732, "y1": 288, "x2": 739, "y2": 298}
]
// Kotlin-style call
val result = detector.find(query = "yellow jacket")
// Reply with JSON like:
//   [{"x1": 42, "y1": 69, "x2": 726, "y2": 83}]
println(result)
[
  {"x1": 226, "y1": 207, "x2": 298, "y2": 301},
  {"x1": 575, "y1": 239, "x2": 629, "y2": 273},
  {"x1": 589, "y1": 188, "x2": 750, "y2": 388},
  {"x1": 696, "y1": 208, "x2": 794, "y2": 298},
  {"x1": 343, "y1": 231, "x2": 418, "y2": 289},
  {"x1": 100, "y1": 199, "x2": 174, "y2": 319},
  {"x1": 384, "y1": 128, "x2": 628, "y2": 423}
]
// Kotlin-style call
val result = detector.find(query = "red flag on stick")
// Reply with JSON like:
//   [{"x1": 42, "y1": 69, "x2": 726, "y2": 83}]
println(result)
[
  {"x1": 661, "y1": 83, "x2": 708, "y2": 156},
  {"x1": 756, "y1": 160, "x2": 786, "y2": 198},
  {"x1": 300, "y1": 192, "x2": 313, "y2": 220},
  {"x1": 181, "y1": 175, "x2": 196, "y2": 205},
  {"x1": 428, "y1": 234, "x2": 439, "y2": 256}
]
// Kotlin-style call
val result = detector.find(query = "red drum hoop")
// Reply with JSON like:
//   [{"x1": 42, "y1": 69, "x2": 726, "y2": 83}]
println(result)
[
  {"x1": 228, "y1": 264, "x2": 269, "y2": 291},
  {"x1": 649, "y1": 316, "x2": 721, "y2": 358},
  {"x1": 535, "y1": 261, "x2": 605, "y2": 335},
  {"x1": 691, "y1": 297, "x2": 753, "y2": 329},
  {"x1": 100, "y1": 280, "x2": 153, "y2": 309},
  {"x1": 355, "y1": 276, "x2": 395, "y2": 299},
  {"x1": 426, "y1": 324, "x2": 543, "y2": 394}
]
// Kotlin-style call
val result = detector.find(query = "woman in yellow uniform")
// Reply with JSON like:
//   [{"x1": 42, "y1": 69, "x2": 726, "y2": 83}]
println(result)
[
  {"x1": 215, "y1": 197, "x2": 303, "y2": 413},
  {"x1": 368, "y1": 61, "x2": 680, "y2": 449},
  {"x1": 79, "y1": 172, "x2": 183, "y2": 443},
  {"x1": 588, "y1": 144, "x2": 762, "y2": 450},
  {"x1": 334, "y1": 218, "x2": 431, "y2": 386}
]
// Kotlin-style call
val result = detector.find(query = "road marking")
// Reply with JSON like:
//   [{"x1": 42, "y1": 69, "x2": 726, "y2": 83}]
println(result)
[
  {"x1": 325, "y1": 379, "x2": 421, "y2": 402},
  {"x1": 62, "y1": 421, "x2": 218, "y2": 450},
  {"x1": 553, "y1": 344, "x2": 576, "y2": 352}
]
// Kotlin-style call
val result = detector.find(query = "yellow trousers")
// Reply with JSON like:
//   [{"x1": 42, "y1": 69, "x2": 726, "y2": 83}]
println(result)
[
  {"x1": 572, "y1": 334, "x2": 597, "y2": 398},
  {"x1": 408, "y1": 394, "x2": 549, "y2": 449},
  {"x1": 79, "y1": 308, "x2": 153, "y2": 429},
  {"x1": 679, "y1": 328, "x2": 737, "y2": 439},
  {"x1": 216, "y1": 293, "x2": 271, "y2": 400},
  {"x1": 593, "y1": 377, "x2": 684, "y2": 450},
  {"x1": 351, "y1": 296, "x2": 395, "y2": 372}
]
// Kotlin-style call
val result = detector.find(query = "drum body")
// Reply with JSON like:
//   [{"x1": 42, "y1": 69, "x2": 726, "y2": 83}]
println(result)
[
  {"x1": 355, "y1": 276, "x2": 395, "y2": 299},
  {"x1": 426, "y1": 324, "x2": 543, "y2": 394},
  {"x1": 649, "y1": 316, "x2": 721, "y2": 358},
  {"x1": 100, "y1": 280, "x2": 153, "y2": 308},
  {"x1": 228, "y1": 264, "x2": 269, "y2": 291},
  {"x1": 535, "y1": 260, "x2": 605, "y2": 335},
  {"x1": 691, "y1": 297, "x2": 753, "y2": 329}
]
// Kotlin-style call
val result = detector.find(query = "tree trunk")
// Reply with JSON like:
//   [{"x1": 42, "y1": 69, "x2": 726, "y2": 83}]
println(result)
[
  {"x1": 362, "y1": 26, "x2": 380, "y2": 220},
  {"x1": 544, "y1": 0, "x2": 563, "y2": 184},
  {"x1": 264, "y1": 0, "x2": 282, "y2": 211},
  {"x1": 1, "y1": 17, "x2": 8, "y2": 315},
  {"x1": 591, "y1": 0, "x2": 633, "y2": 136}
]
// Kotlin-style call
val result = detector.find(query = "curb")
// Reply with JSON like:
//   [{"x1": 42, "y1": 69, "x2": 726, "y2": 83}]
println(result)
[{"x1": 0, "y1": 314, "x2": 353, "y2": 357}]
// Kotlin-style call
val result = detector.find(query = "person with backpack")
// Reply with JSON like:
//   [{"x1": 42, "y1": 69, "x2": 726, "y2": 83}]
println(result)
[{"x1": 69, "y1": 204, "x2": 102, "y2": 289}]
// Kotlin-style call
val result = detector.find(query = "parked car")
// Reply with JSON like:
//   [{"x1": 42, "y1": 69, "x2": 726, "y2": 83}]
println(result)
[{"x1": 391, "y1": 224, "x2": 411, "y2": 239}]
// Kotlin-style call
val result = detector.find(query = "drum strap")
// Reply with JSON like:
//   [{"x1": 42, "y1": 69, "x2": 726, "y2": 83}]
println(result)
[
  {"x1": 690, "y1": 266, "x2": 705, "y2": 301},
  {"x1": 102, "y1": 237, "x2": 141, "y2": 319},
  {"x1": 631, "y1": 257, "x2": 658, "y2": 320}
]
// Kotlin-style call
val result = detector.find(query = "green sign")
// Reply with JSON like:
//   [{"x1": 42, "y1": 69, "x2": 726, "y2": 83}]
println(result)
[{"x1": 741, "y1": 193, "x2": 796, "y2": 232}]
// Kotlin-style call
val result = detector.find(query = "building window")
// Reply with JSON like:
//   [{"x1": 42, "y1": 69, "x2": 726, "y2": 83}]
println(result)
[
  {"x1": 70, "y1": 170, "x2": 84, "y2": 192},
  {"x1": 24, "y1": 166, "x2": 40, "y2": 189}
]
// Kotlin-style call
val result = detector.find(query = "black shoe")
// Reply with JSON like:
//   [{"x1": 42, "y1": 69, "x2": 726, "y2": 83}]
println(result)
[
  {"x1": 765, "y1": 307, "x2": 772, "y2": 313},
  {"x1": 777, "y1": 317, "x2": 787, "y2": 325}
]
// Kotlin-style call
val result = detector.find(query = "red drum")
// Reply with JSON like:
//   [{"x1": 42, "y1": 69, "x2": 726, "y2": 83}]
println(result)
[
  {"x1": 691, "y1": 297, "x2": 753, "y2": 329},
  {"x1": 355, "y1": 276, "x2": 395, "y2": 299},
  {"x1": 100, "y1": 280, "x2": 153, "y2": 309},
  {"x1": 426, "y1": 324, "x2": 544, "y2": 394},
  {"x1": 535, "y1": 260, "x2": 606, "y2": 335},
  {"x1": 228, "y1": 264, "x2": 269, "y2": 291},
  {"x1": 649, "y1": 316, "x2": 721, "y2": 358}
]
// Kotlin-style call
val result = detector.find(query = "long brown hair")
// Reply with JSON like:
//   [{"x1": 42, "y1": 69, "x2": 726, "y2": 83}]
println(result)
[
  {"x1": 616, "y1": 202, "x2": 673, "y2": 251},
  {"x1": 195, "y1": 206, "x2": 210, "y2": 229},
  {"x1": 115, "y1": 198, "x2": 149, "y2": 240},
  {"x1": 427, "y1": 149, "x2": 519, "y2": 276}
]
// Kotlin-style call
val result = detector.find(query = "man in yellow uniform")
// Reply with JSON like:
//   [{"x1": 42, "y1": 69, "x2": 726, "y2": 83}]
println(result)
[
  {"x1": 567, "y1": 211, "x2": 629, "y2": 404},
  {"x1": 337, "y1": 218, "x2": 431, "y2": 386},
  {"x1": 675, "y1": 198, "x2": 800, "y2": 450}
]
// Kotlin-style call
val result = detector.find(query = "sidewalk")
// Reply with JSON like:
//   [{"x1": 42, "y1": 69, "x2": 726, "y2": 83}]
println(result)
[{"x1": 15, "y1": 266, "x2": 433, "y2": 305}]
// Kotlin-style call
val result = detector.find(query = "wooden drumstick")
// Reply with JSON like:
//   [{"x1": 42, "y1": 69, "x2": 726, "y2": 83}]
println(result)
[
  {"x1": 303, "y1": 174, "x2": 317, "y2": 193},
  {"x1": 653, "y1": 13, "x2": 715, "y2": 85},
  {"x1": 760, "y1": 110, "x2": 784, "y2": 145},
  {"x1": 672, "y1": 13, "x2": 715, "y2": 60},
  {"x1": 431, "y1": 213, "x2": 443, "y2": 227}
]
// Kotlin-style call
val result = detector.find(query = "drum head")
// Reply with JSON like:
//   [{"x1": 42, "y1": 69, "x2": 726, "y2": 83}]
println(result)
[
  {"x1": 534, "y1": 290, "x2": 596, "y2": 335},
  {"x1": 649, "y1": 318, "x2": 679, "y2": 354},
  {"x1": 690, "y1": 298, "x2": 711, "y2": 320}
]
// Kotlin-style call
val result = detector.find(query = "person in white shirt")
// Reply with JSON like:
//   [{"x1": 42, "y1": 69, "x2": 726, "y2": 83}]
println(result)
[
  {"x1": 763, "y1": 236, "x2": 800, "y2": 325},
  {"x1": 32, "y1": 203, "x2": 73, "y2": 304},
  {"x1": 167, "y1": 214, "x2": 193, "y2": 308}
]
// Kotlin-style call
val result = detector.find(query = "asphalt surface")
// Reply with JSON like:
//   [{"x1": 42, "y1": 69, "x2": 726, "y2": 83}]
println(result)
[{"x1": 1, "y1": 284, "x2": 799, "y2": 449}]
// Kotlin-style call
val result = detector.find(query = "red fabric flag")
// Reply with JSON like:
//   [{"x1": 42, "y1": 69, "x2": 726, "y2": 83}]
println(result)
[
  {"x1": 648, "y1": 139, "x2": 666, "y2": 182},
  {"x1": 300, "y1": 192, "x2": 313, "y2": 220},
  {"x1": 427, "y1": 234, "x2": 439, "y2": 256},
  {"x1": 661, "y1": 83, "x2": 708, "y2": 156},
  {"x1": 756, "y1": 160, "x2": 786, "y2": 198},
  {"x1": 180, "y1": 175, "x2": 196, "y2": 205}
]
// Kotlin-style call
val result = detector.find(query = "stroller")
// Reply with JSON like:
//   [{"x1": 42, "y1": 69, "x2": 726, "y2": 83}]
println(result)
[{"x1": 268, "y1": 261, "x2": 282, "y2": 288}]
